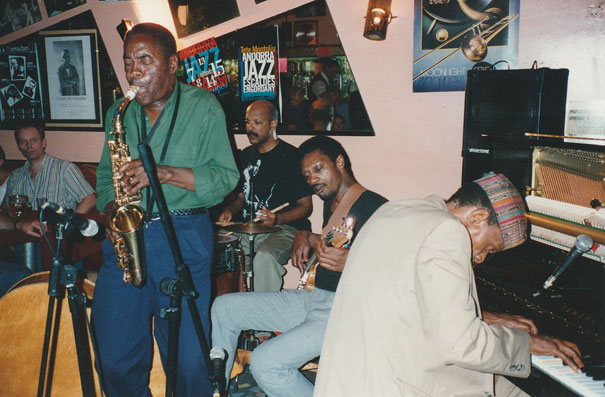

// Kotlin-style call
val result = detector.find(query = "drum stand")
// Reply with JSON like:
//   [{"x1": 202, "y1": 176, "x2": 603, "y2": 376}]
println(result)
[
  {"x1": 38, "y1": 221, "x2": 97, "y2": 397},
  {"x1": 138, "y1": 144, "x2": 219, "y2": 397},
  {"x1": 245, "y1": 234, "x2": 257, "y2": 292}
]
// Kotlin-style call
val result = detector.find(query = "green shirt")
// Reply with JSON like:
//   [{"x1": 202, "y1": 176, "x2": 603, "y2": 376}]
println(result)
[{"x1": 96, "y1": 82, "x2": 239, "y2": 213}]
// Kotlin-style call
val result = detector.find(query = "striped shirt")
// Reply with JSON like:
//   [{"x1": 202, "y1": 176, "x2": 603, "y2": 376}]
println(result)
[{"x1": 6, "y1": 154, "x2": 95, "y2": 210}]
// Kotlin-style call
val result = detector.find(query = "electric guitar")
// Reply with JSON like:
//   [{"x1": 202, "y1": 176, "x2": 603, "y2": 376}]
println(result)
[{"x1": 297, "y1": 217, "x2": 355, "y2": 291}]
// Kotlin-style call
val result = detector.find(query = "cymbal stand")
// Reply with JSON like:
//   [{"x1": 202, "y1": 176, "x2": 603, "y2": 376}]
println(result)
[
  {"x1": 137, "y1": 144, "x2": 215, "y2": 397},
  {"x1": 37, "y1": 217, "x2": 97, "y2": 397},
  {"x1": 245, "y1": 234, "x2": 257, "y2": 292}
]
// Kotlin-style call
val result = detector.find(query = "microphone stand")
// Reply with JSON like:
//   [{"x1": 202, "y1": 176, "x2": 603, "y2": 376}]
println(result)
[
  {"x1": 137, "y1": 144, "x2": 215, "y2": 397},
  {"x1": 37, "y1": 214, "x2": 97, "y2": 397}
]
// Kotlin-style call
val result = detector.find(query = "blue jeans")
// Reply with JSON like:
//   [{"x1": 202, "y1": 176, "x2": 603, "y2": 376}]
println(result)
[
  {"x1": 211, "y1": 288, "x2": 334, "y2": 397},
  {"x1": 92, "y1": 213, "x2": 213, "y2": 396}
]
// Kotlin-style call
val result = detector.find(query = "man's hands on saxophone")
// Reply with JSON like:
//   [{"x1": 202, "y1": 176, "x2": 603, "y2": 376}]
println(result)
[
  {"x1": 104, "y1": 200, "x2": 120, "y2": 243},
  {"x1": 118, "y1": 158, "x2": 196, "y2": 195},
  {"x1": 104, "y1": 157, "x2": 200, "y2": 239}
]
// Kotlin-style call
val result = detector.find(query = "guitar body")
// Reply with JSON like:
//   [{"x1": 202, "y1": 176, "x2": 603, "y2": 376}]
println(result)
[{"x1": 303, "y1": 262, "x2": 319, "y2": 291}]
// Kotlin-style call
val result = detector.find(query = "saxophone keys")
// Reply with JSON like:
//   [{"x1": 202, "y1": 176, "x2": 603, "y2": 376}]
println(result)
[{"x1": 123, "y1": 271, "x2": 132, "y2": 284}]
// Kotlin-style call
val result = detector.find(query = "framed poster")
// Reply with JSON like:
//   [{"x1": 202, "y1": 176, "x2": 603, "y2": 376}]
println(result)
[
  {"x1": 44, "y1": 0, "x2": 87, "y2": 17},
  {"x1": 168, "y1": 0, "x2": 240, "y2": 38},
  {"x1": 412, "y1": 0, "x2": 520, "y2": 92},
  {"x1": 0, "y1": 1, "x2": 42, "y2": 36},
  {"x1": 0, "y1": 42, "x2": 44, "y2": 129},
  {"x1": 40, "y1": 30, "x2": 102, "y2": 128}
]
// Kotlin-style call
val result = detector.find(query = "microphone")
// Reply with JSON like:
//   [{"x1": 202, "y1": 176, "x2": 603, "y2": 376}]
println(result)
[
  {"x1": 210, "y1": 346, "x2": 226, "y2": 397},
  {"x1": 541, "y1": 234, "x2": 593, "y2": 291},
  {"x1": 41, "y1": 202, "x2": 99, "y2": 237}
]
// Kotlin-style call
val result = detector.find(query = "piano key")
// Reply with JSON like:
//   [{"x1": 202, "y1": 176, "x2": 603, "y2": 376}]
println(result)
[{"x1": 532, "y1": 355, "x2": 605, "y2": 397}]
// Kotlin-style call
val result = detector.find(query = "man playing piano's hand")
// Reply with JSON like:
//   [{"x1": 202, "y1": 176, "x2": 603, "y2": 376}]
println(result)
[{"x1": 483, "y1": 311, "x2": 584, "y2": 372}]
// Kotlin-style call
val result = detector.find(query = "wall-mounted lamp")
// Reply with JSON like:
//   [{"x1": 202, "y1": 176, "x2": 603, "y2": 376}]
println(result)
[
  {"x1": 363, "y1": 0, "x2": 394, "y2": 41},
  {"x1": 116, "y1": 19, "x2": 134, "y2": 41}
]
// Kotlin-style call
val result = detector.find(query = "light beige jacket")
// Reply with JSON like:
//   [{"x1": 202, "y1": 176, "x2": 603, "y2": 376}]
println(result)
[{"x1": 314, "y1": 196, "x2": 530, "y2": 397}]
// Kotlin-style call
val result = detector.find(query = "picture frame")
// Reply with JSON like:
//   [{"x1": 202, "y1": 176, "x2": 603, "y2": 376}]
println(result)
[
  {"x1": 293, "y1": 21, "x2": 318, "y2": 46},
  {"x1": 44, "y1": 0, "x2": 87, "y2": 17},
  {"x1": 39, "y1": 30, "x2": 102, "y2": 128},
  {"x1": 168, "y1": 0, "x2": 240, "y2": 39}
]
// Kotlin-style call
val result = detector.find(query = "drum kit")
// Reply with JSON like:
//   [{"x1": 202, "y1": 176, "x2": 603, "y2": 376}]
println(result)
[{"x1": 213, "y1": 222, "x2": 279, "y2": 294}]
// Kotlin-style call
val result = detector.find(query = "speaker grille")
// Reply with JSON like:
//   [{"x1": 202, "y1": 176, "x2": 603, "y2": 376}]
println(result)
[{"x1": 470, "y1": 72, "x2": 538, "y2": 139}]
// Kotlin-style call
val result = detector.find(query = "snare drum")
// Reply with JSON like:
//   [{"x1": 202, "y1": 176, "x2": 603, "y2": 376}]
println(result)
[{"x1": 213, "y1": 233, "x2": 245, "y2": 296}]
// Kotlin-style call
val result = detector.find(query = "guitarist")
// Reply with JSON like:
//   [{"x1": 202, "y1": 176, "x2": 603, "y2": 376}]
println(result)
[{"x1": 210, "y1": 136, "x2": 387, "y2": 396}]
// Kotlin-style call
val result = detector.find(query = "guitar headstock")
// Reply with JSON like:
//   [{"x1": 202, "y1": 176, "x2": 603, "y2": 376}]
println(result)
[{"x1": 329, "y1": 216, "x2": 356, "y2": 248}]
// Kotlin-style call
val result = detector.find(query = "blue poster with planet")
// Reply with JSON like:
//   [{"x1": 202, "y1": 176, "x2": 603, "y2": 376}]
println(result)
[{"x1": 413, "y1": 0, "x2": 520, "y2": 92}]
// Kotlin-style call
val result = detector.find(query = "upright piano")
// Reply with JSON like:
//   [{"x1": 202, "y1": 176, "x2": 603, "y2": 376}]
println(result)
[{"x1": 462, "y1": 69, "x2": 605, "y2": 396}]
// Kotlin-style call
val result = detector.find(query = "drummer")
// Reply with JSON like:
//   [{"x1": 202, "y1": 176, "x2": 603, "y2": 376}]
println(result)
[{"x1": 218, "y1": 100, "x2": 312, "y2": 292}]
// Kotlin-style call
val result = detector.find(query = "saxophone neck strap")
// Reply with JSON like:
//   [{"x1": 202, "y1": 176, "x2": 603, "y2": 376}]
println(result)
[
  {"x1": 140, "y1": 82, "x2": 181, "y2": 218},
  {"x1": 139, "y1": 82, "x2": 181, "y2": 164}
]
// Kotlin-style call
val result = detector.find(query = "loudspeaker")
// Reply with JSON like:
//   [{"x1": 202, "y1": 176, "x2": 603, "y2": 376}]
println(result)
[{"x1": 462, "y1": 68, "x2": 569, "y2": 159}]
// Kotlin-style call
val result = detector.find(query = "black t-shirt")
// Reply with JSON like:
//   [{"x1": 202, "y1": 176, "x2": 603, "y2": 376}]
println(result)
[
  {"x1": 237, "y1": 140, "x2": 312, "y2": 231},
  {"x1": 315, "y1": 190, "x2": 387, "y2": 291}
]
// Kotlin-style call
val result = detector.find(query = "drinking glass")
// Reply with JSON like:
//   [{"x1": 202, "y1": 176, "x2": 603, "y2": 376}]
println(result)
[{"x1": 8, "y1": 195, "x2": 31, "y2": 219}]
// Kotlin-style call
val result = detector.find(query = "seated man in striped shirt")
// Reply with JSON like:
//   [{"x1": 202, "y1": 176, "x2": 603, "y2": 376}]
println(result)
[{"x1": 2, "y1": 122, "x2": 96, "y2": 236}]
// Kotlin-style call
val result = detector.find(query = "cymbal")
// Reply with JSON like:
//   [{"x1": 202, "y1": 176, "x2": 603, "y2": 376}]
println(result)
[{"x1": 223, "y1": 222, "x2": 280, "y2": 235}]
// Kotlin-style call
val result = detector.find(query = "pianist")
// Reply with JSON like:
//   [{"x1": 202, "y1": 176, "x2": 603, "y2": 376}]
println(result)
[{"x1": 315, "y1": 173, "x2": 584, "y2": 397}]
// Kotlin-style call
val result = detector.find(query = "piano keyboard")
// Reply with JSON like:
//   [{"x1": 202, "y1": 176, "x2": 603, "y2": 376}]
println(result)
[{"x1": 532, "y1": 355, "x2": 605, "y2": 397}]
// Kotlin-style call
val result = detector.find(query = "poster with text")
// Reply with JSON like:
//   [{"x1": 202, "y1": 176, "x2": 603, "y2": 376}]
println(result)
[
  {"x1": 178, "y1": 37, "x2": 229, "y2": 97},
  {"x1": 238, "y1": 27, "x2": 279, "y2": 102},
  {"x1": 413, "y1": 0, "x2": 520, "y2": 92},
  {"x1": 0, "y1": 42, "x2": 44, "y2": 129}
]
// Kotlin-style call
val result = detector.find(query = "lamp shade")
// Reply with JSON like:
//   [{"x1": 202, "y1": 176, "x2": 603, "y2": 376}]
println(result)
[{"x1": 363, "y1": 0, "x2": 392, "y2": 40}]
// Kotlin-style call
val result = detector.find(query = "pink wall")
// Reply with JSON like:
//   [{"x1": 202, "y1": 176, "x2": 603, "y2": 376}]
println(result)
[{"x1": 1, "y1": 0, "x2": 603, "y2": 206}]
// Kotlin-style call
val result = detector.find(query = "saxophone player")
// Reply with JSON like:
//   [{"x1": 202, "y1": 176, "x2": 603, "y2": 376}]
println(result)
[{"x1": 93, "y1": 23, "x2": 239, "y2": 396}]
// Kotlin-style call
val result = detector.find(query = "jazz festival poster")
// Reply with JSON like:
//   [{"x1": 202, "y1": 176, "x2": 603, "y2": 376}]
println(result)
[
  {"x1": 413, "y1": 0, "x2": 520, "y2": 93},
  {"x1": 238, "y1": 26, "x2": 279, "y2": 102},
  {"x1": 178, "y1": 37, "x2": 230, "y2": 97}
]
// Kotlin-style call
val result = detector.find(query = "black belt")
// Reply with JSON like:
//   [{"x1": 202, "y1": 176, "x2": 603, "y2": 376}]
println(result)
[{"x1": 148, "y1": 207, "x2": 207, "y2": 219}]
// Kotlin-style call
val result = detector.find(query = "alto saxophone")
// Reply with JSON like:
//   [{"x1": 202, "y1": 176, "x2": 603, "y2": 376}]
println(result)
[{"x1": 107, "y1": 86, "x2": 146, "y2": 287}]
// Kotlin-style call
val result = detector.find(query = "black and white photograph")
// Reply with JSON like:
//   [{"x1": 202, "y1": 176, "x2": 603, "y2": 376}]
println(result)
[
  {"x1": 22, "y1": 76, "x2": 37, "y2": 99},
  {"x1": 9, "y1": 56, "x2": 26, "y2": 80},
  {"x1": 43, "y1": 0, "x2": 87, "y2": 17},
  {"x1": 41, "y1": 30, "x2": 102, "y2": 127},
  {"x1": 0, "y1": 0, "x2": 42, "y2": 36},
  {"x1": 1, "y1": 84, "x2": 24, "y2": 107},
  {"x1": 55, "y1": 44, "x2": 84, "y2": 96}
]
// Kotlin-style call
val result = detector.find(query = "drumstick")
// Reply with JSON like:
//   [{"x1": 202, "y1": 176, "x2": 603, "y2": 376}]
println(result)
[{"x1": 253, "y1": 202, "x2": 289, "y2": 222}]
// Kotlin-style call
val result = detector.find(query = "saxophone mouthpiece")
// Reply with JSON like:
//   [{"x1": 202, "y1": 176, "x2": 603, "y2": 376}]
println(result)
[{"x1": 125, "y1": 86, "x2": 139, "y2": 100}]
